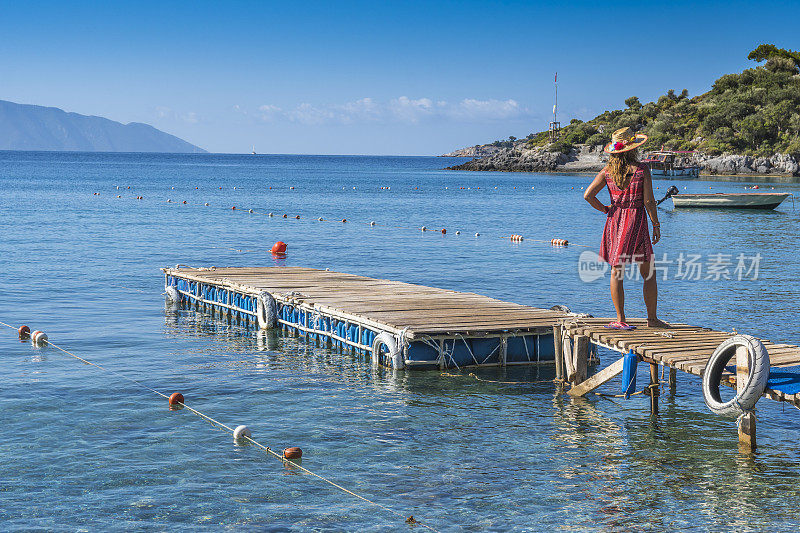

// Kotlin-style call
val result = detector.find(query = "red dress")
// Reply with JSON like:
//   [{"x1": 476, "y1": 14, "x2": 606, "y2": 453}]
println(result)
[{"x1": 599, "y1": 163, "x2": 653, "y2": 266}]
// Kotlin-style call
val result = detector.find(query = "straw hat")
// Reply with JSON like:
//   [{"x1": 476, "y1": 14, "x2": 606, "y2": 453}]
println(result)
[{"x1": 603, "y1": 127, "x2": 648, "y2": 154}]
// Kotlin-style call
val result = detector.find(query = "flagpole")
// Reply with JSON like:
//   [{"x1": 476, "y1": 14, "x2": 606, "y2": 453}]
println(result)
[{"x1": 554, "y1": 72, "x2": 557, "y2": 123}]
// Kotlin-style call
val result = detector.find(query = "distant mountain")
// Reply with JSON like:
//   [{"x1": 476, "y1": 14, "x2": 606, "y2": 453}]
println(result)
[{"x1": 0, "y1": 99, "x2": 206, "y2": 153}]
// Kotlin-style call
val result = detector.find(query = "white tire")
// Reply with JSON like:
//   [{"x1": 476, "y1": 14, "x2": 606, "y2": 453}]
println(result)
[
  {"x1": 257, "y1": 292, "x2": 277, "y2": 329},
  {"x1": 372, "y1": 332, "x2": 403, "y2": 370},
  {"x1": 702, "y1": 334, "x2": 769, "y2": 417},
  {"x1": 165, "y1": 285, "x2": 180, "y2": 302}
]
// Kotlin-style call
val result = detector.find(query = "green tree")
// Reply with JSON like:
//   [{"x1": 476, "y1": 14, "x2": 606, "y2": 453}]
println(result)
[
  {"x1": 624, "y1": 96, "x2": 642, "y2": 110},
  {"x1": 748, "y1": 44, "x2": 800, "y2": 72}
]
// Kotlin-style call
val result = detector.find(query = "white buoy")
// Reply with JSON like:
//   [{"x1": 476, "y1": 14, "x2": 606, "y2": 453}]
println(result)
[
  {"x1": 233, "y1": 425, "x2": 251, "y2": 441},
  {"x1": 370, "y1": 221, "x2": 376, "y2": 226},
  {"x1": 205, "y1": 202, "x2": 210, "y2": 206},
  {"x1": 248, "y1": 209, "x2": 253, "y2": 213},
  {"x1": 318, "y1": 217, "x2": 324, "y2": 221},
  {"x1": 475, "y1": 233, "x2": 480, "y2": 237},
  {"x1": 421, "y1": 226, "x2": 427, "y2": 231},
  {"x1": 31, "y1": 331, "x2": 48, "y2": 346},
  {"x1": 455, "y1": 231, "x2": 461, "y2": 235}
]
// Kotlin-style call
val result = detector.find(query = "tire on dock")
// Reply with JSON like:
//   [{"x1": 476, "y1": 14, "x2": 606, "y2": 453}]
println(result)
[
  {"x1": 702, "y1": 334, "x2": 769, "y2": 417},
  {"x1": 372, "y1": 332, "x2": 403, "y2": 370},
  {"x1": 257, "y1": 291, "x2": 278, "y2": 329}
]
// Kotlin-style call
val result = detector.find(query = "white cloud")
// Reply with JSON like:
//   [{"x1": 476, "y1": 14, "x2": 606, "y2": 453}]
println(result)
[
  {"x1": 253, "y1": 97, "x2": 530, "y2": 125},
  {"x1": 154, "y1": 106, "x2": 201, "y2": 124}
]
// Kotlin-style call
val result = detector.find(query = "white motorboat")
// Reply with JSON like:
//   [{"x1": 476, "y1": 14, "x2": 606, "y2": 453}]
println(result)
[{"x1": 670, "y1": 192, "x2": 790, "y2": 209}]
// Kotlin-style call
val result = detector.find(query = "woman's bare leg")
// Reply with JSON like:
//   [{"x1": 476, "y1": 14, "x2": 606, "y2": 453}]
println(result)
[
  {"x1": 640, "y1": 261, "x2": 667, "y2": 327},
  {"x1": 610, "y1": 265, "x2": 625, "y2": 323}
]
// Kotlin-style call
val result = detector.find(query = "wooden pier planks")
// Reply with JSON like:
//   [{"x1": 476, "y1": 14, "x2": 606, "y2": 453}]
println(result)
[
  {"x1": 560, "y1": 317, "x2": 800, "y2": 403},
  {"x1": 165, "y1": 266, "x2": 568, "y2": 338}
]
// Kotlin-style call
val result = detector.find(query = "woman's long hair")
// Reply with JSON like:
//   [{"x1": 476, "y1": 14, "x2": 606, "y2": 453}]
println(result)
[{"x1": 607, "y1": 149, "x2": 640, "y2": 189}]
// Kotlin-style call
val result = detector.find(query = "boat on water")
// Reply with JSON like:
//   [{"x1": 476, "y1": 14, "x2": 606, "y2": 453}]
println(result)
[
  {"x1": 643, "y1": 150, "x2": 700, "y2": 178},
  {"x1": 657, "y1": 186, "x2": 791, "y2": 209},
  {"x1": 671, "y1": 192, "x2": 791, "y2": 209}
]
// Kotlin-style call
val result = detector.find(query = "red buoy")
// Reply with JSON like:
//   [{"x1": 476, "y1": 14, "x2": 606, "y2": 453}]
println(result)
[
  {"x1": 271, "y1": 241, "x2": 287, "y2": 254},
  {"x1": 283, "y1": 447, "x2": 303, "y2": 460},
  {"x1": 18, "y1": 325, "x2": 30, "y2": 339},
  {"x1": 232, "y1": 206, "x2": 236, "y2": 210},
  {"x1": 168, "y1": 392, "x2": 184, "y2": 406}
]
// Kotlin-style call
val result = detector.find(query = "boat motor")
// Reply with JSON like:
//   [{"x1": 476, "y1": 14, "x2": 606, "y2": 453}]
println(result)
[{"x1": 657, "y1": 185, "x2": 680, "y2": 206}]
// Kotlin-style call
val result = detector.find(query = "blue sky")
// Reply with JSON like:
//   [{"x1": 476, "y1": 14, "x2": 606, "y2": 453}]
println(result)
[{"x1": 0, "y1": 0, "x2": 797, "y2": 154}]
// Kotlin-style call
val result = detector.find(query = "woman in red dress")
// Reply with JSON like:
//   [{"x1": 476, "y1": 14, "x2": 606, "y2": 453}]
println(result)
[{"x1": 583, "y1": 127, "x2": 667, "y2": 330}]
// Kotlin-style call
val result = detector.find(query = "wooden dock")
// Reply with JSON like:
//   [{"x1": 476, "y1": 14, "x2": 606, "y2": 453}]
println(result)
[
  {"x1": 557, "y1": 316, "x2": 800, "y2": 450},
  {"x1": 164, "y1": 265, "x2": 800, "y2": 451},
  {"x1": 163, "y1": 266, "x2": 570, "y2": 369}
]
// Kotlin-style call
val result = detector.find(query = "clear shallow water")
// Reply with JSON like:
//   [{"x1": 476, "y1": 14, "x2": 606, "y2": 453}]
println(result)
[{"x1": 2, "y1": 152, "x2": 800, "y2": 531}]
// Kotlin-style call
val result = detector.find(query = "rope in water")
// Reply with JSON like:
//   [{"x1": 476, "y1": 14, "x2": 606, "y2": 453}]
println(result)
[
  {"x1": 0, "y1": 320, "x2": 440, "y2": 532},
  {"x1": 104, "y1": 189, "x2": 595, "y2": 251},
  {"x1": 440, "y1": 372, "x2": 556, "y2": 385}
]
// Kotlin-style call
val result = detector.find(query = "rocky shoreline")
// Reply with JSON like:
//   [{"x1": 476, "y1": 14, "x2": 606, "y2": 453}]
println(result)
[{"x1": 445, "y1": 143, "x2": 800, "y2": 177}]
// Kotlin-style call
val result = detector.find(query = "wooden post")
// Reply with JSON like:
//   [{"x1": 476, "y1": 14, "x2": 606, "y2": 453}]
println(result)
[
  {"x1": 737, "y1": 344, "x2": 757, "y2": 451},
  {"x1": 669, "y1": 368, "x2": 677, "y2": 396},
  {"x1": 500, "y1": 336, "x2": 508, "y2": 367},
  {"x1": 649, "y1": 363, "x2": 659, "y2": 415},
  {"x1": 563, "y1": 334, "x2": 575, "y2": 382},
  {"x1": 573, "y1": 336, "x2": 589, "y2": 385},
  {"x1": 553, "y1": 325, "x2": 564, "y2": 382}
]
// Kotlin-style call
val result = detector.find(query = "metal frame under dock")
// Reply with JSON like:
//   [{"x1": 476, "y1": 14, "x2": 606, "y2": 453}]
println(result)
[{"x1": 163, "y1": 266, "x2": 570, "y2": 370}]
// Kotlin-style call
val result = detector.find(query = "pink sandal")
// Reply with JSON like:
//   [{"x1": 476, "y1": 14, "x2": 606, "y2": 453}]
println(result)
[{"x1": 605, "y1": 321, "x2": 636, "y2": 331}]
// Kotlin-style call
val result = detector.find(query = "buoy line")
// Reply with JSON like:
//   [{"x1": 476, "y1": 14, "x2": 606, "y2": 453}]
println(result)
[
  {"x1": 107, "y1": 186, "x2": 593, "y2": 251},
  {"x1": 0, "y1": 320, "x2": 441, "y2": 532},
  {"x1": 162, "y1": 198, "x2": 592, "y2": 252}
]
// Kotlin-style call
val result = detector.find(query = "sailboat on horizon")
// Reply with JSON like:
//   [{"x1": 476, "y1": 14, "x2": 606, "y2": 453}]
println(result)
[{"x1": 251, "y1": 145, "x2": 256, "y2": 155}]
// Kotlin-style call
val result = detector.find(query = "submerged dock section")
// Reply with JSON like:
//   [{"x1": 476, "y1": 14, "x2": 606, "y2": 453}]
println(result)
[{"x1": 163, "y1": 266, "x2": 569, "y2": 369}]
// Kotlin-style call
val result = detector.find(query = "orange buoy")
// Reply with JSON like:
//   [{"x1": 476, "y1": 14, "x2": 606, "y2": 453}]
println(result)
[
  {"x1": 271, "y1": 241, "x2": 287, "y2": 254},
  {"x1": 168, "y1": 392, "x2": 184, "y2": 406},
  {"x1": 510, "y1": 234, "x2": 524, "y2": 242},
  {"x1": 182, "y1": 200, "x2": 187, "y2": 204},
  {"x1": 551, "y1": 239, "x2": 569, "y2": 247},
  {"x1": 295, "y1": 215, "x2": 300, "y2": 219},
  {"x1": 231, "y1": 206, "x2": 236, "y2": 210},
  {"x1": 282, "y1": 213, "x2": 288, "y2": 218},
  {"x1": 283, "y1": 447, "x2": 303, "y2": 460},
  {"x1": 342, "y1": 219, "x2": 347, "y2": 223},
  {"x1": 18, "y1": 325, "x2": 30, "y2": 339},
  {"x1": 441, "y1": 229, "x2": 446, "y2": 234}
]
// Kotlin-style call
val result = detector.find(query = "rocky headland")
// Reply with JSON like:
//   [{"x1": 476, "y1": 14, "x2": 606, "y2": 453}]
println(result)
[{"x1": 446, "y1": 143, "x2": 800, "y2": 177}]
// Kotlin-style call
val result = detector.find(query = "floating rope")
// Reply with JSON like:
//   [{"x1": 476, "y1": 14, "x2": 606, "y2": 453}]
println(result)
[
  {"x1": 440, "y1": 372, "x2": 554, "y2": 385},
  {"x1": 111, "y1": 187, "x2": 597, "y2": 251},
  {"x1": 0, "y1": 320, "x2": 441, "y2": 532}
]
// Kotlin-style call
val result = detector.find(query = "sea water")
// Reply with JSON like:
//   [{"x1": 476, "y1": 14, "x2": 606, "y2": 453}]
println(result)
[{"x1": 2, "y1": 151, "x2": 800, "y2": 531}]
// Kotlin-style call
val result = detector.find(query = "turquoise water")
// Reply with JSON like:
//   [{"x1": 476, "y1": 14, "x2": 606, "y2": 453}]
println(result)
[{"x1": 2, "y1": 152, "x2": 800, "y2": 531}]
